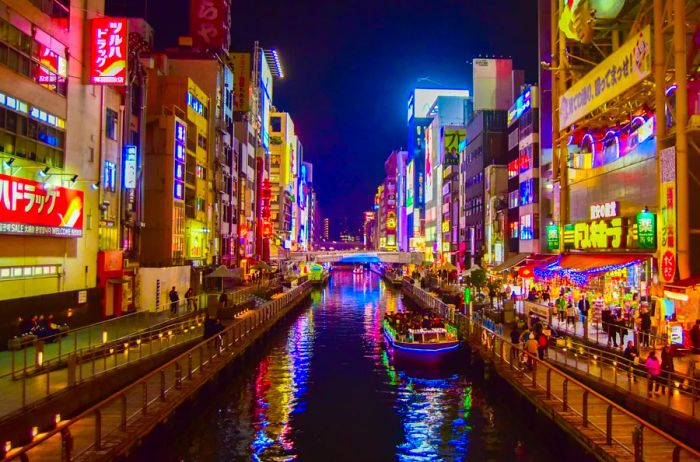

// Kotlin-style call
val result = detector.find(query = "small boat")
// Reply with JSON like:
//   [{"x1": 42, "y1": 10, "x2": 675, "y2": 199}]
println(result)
[
  {"x1": 352, "y1": 265, "x2": 364, "y2": 275},
  {"x1": 381, "y1": 270, "x2": 403, "y2": 288},
  {"x1": 382, "y1": 318, "x2": 460, "y2": 364},
  {"x1": 308, "y1": 263, "x2": 331, "y2": 286}
]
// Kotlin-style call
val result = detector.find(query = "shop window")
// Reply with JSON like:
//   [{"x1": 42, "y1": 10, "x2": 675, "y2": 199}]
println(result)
[{"x1": 106, "y1": 109, "x2": 118, "y2": 140}]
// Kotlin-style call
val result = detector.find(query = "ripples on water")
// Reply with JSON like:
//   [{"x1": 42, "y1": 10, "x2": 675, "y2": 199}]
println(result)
[{"x1": 130, "y1": 272, "x2": 592, "y2": 462}]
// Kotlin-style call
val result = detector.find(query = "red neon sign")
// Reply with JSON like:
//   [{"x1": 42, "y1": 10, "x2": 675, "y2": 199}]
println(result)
[
  {"x1": 0, "y1": 174, "x2": 84, "y2": 237},
  {"x1": 89, "y1": 18, "x2": 128, "y2": 85},
  {"x1": 189, "y1": 0, "x2": 231, "y2": 52}
]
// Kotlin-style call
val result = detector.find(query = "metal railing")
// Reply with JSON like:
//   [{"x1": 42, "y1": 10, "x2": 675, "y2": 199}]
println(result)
[
  {"x1": 1, "y1": 282, "x2": 312, "y2": 461},
  {"x1": 403, "y1": 281, "x2": 700, "y2": 461},
  {"x1": 548, "y1": 338, "x2": 700, "y2": 419}
]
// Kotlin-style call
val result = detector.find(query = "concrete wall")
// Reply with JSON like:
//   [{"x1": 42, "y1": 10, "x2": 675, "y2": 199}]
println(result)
[{"x1": 137, "y1": 266, "x2": 191, "y2": 311}]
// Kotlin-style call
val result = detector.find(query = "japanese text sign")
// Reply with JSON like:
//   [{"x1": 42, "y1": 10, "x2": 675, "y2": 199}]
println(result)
[
  {"x1": 443, "y1": 129, "x2": 465, "y2": 166},
  {"x1": 546, "y1": 224, "x2": 559, "y2": 251},
  {"x1": 90, "y1": 18, "x2": 128, "y2": 85},
  {"x1": 636, "y1": 211, "x2": 656, "y2": 249},
  {"x1": 190, "y1": 0, "x2": 231, "y2": 52},
  {"x1": 123, "y1": 145, "x2": 137, "y2": 189},
  {"x1": 559, "y1": 25, "x2": 651, "y2": 129},
  {"x1": 659, "y1": 147, "x2": 677, "y2": 282},
  {"x1": 0, "y1": 174, "x2": 83, "y2": 237}
]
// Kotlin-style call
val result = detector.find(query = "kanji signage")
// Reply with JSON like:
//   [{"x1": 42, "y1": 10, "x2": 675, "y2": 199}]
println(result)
[
  {"x1": 636, "y1": 211, "x2": 656, "y2": 249},
  {"x1": 173, "y1": 121, "x2": 186, "y2": 201},
  {"x1": 546, "y1": 224, "x2": 559, "y2": 251},
  {"x1": 658, "y1": 147, "x2": 677, "y2": 282},
  {"x1": 443, "y1": 128, "x2": 465, "y2": 166},
  {"x1": 123, "y1": 145, "x2": 137, "y2": 189},
  {"x1": 230, "y1": 53, "x2": 251, "y2": 112},
  {"x1": 89, "y1": 18, "x2": 128, "y2": 85},
  {"x1": 559, "y1": 25, "x2": 651, "y2": 129},
  {"x1": 190, "y1": 0, "x2": 231, "y2": 53},
  {"x1": 0, "y1": 174, "x2": 83, "y2": 237}
]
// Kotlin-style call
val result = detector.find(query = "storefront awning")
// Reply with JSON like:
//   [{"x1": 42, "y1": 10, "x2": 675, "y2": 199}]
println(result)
[
  {"x1": 534, "y1": 253, "x2": 650, "y2": 283},
  {"x1": 491, "y1": 253, "x2": 530, "y2": 272}
]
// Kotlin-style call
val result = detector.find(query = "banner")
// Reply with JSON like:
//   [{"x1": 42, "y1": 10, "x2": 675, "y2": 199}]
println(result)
[
  {"x1": 659, "y1": 147, "x2": 677, "y2": 282},
  {"x1": 0, "y1": 174, "x2": 84, "y2": 237},
  {"x1": 89, "y1": 18, "x2": 128, "y2": 85},
  {"x1": 559, "y1": 25, "x2": 651, "y2": 129},
  {"x1": 230, "y1": 53, "x2": 251, "y2": 112}
]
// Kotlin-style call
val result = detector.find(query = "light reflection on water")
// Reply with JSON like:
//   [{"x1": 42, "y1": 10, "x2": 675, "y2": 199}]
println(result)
[{"x1": 130, "y1": 271, "x2": 592, "y2": 462}]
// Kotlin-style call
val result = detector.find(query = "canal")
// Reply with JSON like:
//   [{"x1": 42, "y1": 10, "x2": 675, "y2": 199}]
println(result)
[{"x1": 129, "y1": 271, "x2": 594, "y2": 461}]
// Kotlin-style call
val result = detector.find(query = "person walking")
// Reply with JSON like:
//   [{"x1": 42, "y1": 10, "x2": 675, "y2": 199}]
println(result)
[
  {"x1": 639, "y1": 305, "x2": 652, "y2": 348},
  {"x1": 622, "y1": 340, "x2": 639, "y2": 382},
  {"x1": 690, "y1": 319, "x2": 700, "y2": 353},
  {"x1": 566, "y1": 299, "x2": 577, "y2": 330},
  {"x1": 578, "y1": 295, "x2": 590, "y2": 329},
  {"x1": 617, "y1": 315, "x2": 628, "y2": 347},
  {"x1": 525, "y1": 333, "x2": 539, "y2": 370},
  {"x1": 169, "y1": 286, "x2": 179, "y2": 315},
  {"x1": 660, "y1": 345, "x2": 675, "y2": 395},
  {"x1": 536, "y1": 330, "x2": 548, "y2": 360},
  {"x1": 185, "y1": 287, "x2": 196, "y2": 312},
  {"x1": 556, "y1": 294, "x2": 566, "y2": 324},
  {"x1": 510, "y1": 323, "x2": 521, "y2": 366},
  {"x1": 645, "y1": 350, "x2": 662, "y2": 397}
]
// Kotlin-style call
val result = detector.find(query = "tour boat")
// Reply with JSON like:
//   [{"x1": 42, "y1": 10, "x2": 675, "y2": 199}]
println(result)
[
  {"x1": 382, "y1": 319, "x2": 460, "y2": 364},
  {"x1": 352, "y1": 266, "x2": 365, "y2": 275},
  {"x1": 381, "y1": 270, "x2": 404, "y2": 288}
]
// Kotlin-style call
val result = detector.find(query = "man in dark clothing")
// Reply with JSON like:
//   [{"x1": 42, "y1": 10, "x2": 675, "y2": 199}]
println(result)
[
  {"x1": 578, "y1": 297, "x2": 590, "y2": 324},
  {"x1": 622, "y1": 340, "x2": 639, "y2": 382},
  {"x1": 510, "y1": 324, "x2": 521, "y2": 366},
  {"x1": 169, "y1": 286, "x2": 179, "y2": 314},
  {"x1": 690, "y1": 319, "x2": 700, "y2": 353},
  {"x1": 639, "y1": 307, "x2": 652, "y2": 348}
]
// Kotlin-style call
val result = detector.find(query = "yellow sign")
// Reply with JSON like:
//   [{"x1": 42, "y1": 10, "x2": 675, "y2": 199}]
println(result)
[
  {"x1": 559, "y1": 25, "x2": 651, "y2": 130},
  {"x1": 442, "y1": 220, "x2": 450, "y2": 233},
  {"x1": 659, "y1": 147, "x2": 677, "y2": 282}
]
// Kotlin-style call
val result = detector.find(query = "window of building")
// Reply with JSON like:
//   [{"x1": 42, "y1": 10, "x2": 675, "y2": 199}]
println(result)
[
  {"x1": 519, "y1": 144, "x2": 536, "y2": 173},
  {"x1": 197, "y1": 133, "x2": 207, "y2": 150},
  {"x1": 508, "y1": 159, "x2": 519, "y2": 179},
  {"x1": 519, "y1": 178, "x2": 538, "y2": 206},
  {"x1": 520, "y1": 214, "x2": 537, "y2": 240},
  {"x1": 196, "y1": 164, "x2": 207, "y2": 180},
  {"x1": 510, "y1": 221, "x2": 519, "y2": 239},
  {"x1": 106, "y1": 109, "x2": 118, "y2": 140},
  {"x1": 196, "y1": 197, "x2": 206, "y2": 213},
  {"x1": 0, "y1": 18, "x2": 68, "y2": 96},
  {"x1": 509, "y1": 190, "x2": 519, "y2": 209},
  {"x1": 0, "y1": 93, "x2": 66, "y2": 167},
  {"x1": 187, "y1": 91, "x2": 208, "y2": 118},
  {"x1": 270, "y1": 116, "x2": 282, "y2": 133}
]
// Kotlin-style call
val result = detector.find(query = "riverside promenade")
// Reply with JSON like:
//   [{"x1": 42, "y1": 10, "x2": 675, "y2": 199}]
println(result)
[
  {"x1": 401, "y1": 281, "x2": 700, "y2": 462},
  {"x1": 1, "y1": 282, "x2": 312, "y2": 461}
]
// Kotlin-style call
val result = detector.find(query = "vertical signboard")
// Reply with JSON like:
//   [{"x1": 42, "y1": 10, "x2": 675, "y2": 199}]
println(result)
[
  {"x1": 230, "y1": 53, "x2": 251, "y2": 112},
  {"x1": 89, "y1": 18, "x2": 128, "y2": 85},
  {"x1": 546, "y1": 224, "x2": 559, "y2": 251},
  {"x1": 659, "y1": 147, "x2": 677, "y2": 282},
  {"x1": 174, "y1": 121, "x2": 186, "y2": 201},
  {"x1": 123, "y1": 145, "x2": 137, "y2": 189},
  {"x1": 425, "y1": 125, "x2": 433, "y2": 203},
  {"x1": 189, "y1": 0, "x2": 231, "y2": 52},
  {"x1": 636, "y1": 211, "x2": 656, "y2": 249},
  {"x1": 406, "y1": 160, "x2": 414, "y2": 213}
]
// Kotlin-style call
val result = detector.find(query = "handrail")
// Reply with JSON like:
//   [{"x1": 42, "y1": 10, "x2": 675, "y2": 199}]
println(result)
[
  {"x1": 403, "y1": 281, "x2": 700, "y2": 460},
  {"x1": 475, "y1": 320, "x2": 700, "y2": 458},
  {"x1": 1, "y1": 282, "x2": 312, "y2": 461}
]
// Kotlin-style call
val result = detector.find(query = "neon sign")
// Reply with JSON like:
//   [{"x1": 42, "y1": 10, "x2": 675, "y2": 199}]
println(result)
[{"x1": 89, "y1": 18, "x2": 128, "y2": 85}]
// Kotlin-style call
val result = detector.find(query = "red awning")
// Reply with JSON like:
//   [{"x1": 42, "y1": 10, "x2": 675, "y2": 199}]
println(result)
[{"x1": 555, "y1": 253, "x2": 647, "y2": 272}]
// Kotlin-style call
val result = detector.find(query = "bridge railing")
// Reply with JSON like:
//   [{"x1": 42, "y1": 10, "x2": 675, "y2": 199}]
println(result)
[
  {"x1": 1, "y1": 281, "x2": 312, "y2": 462},
  {"x1": 403, "y1": 281, "x2": 700, "y2": 461}
]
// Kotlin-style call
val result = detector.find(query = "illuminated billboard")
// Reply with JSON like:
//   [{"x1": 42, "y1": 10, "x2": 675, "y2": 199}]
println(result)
[
  {"x1": 425, "y1": 125, "x2": 433, "y2": 203},
  {"x1": 406, "y1": 160, "x2": 414, "y2": 212},
  {"x1": 0, "y1": 174, "x2": 84, "y2": 237},
  {"x1": 123, "y1": 145, "x2": 137, "y2": 189},
  {"x1": 189, "y1": 0, "x2": 231, "y2": 53},
  {"x1": 89, "y1": 18, "x2": 128, "y2": 85},
  {"x1": 230, "y1": 53, "x2": 251, "y2": 112},
  {"x1": 174, "y1": 120, "x2": 186, "y2": 201},
  {"x1": 443, "y1": 128, "x2": 465, "y2": 166},
  {"x1": 260, "y1": 58, "x2": 274, "y2": 152},
  {"x1": 408, "y1": 88, "x2": 470, "y2": 122}
]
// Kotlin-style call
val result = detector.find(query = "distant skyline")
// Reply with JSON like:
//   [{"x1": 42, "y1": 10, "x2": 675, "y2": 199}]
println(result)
[{"x1": 110, "y1": 0, "x2": 539, "y2": 231}]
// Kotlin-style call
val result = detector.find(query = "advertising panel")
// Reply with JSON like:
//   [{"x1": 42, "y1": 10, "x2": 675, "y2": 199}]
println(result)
[
  {"x1": 559, "y1": 25, "x2": 651, "y2": 129},
  {"x1": 406, "y1": 160, "x2": 414, "y2": 212},
  {"x1": 230, "y1": 53, "x2": 251, "y2": 112},
  {"x1": 260, "y1": 58, "x2": 273, "y2": 152},
  {"x1": 189, "y1": 0, "x2": 231, "y2": 52},
  {"x1": 89, "y1": 18, "x2": 128, "y2": 85},
  {"x1": 443, "y1": 128, "x2": 465, "y2": 166},
  {"x1": 174, "y1": 120, "x2": 186, "y2": 201},
  {"x1": 0, "y1": 174, "x2": 84, "y2": 237},
  {"x1": 546, "y1": 224, "x2": 559, "y2": 251},
  {"x1": 425, "y1": 126, "x2": 433, "y2": 203},
  {"x1": 123, "y1": 145, "x2": 137, "y2": 189},
  {"x1": 659, "y1": 147, "x2": 677, "y2": 282}
]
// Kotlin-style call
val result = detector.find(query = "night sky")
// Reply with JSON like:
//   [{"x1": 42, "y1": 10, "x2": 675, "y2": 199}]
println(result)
[{"x1": 109, "y1": 0, "x2": 539, "y2": 238}]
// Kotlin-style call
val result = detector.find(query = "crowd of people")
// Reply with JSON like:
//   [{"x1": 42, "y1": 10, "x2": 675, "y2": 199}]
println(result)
[
  {"x1": 17, "y1": 314, "x2": 66, "y2": 340},
  {"x1": 385, "y1": 311, "x2": 445, "y2": 339}
]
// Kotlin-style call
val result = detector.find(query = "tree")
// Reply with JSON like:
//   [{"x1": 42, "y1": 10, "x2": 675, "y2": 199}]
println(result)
[{"x1": 469, "y1": 269, "x2": 487, "y2": 292}]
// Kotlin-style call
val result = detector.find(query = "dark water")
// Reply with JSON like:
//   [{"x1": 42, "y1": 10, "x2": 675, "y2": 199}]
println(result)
[{"x1": 129, "y1": 272, "x2": 594, "y2": 462}]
